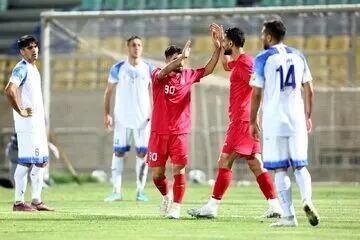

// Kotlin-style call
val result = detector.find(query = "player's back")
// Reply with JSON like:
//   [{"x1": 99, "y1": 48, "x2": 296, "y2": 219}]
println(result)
[
  {"x1": 228, "y1": 53, "x2": 254, "y2": 122},
  {"x1": 252, "y1": 44, "x2": 312, "y2": 136}
]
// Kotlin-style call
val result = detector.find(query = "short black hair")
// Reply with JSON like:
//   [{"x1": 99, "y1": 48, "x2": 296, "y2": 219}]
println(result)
[
  {"x1": 164, "y1": 45, "x2": 182, "y2": 58},
  {"x1": 224, "y1": 27, "x2": 245, "y2": 47},
  {"x1": 17, "y1": 35, "x2": 38, "y2": 50},
  {"x1": 263, "y1": 19, "x2": 286, "y2": 42},
  {"x1": 127, "y1": 35, "x2": 142, "y2": 45}
]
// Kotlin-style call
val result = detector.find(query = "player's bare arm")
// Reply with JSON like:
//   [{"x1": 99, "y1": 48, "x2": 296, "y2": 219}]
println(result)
[
  {"x1": 250, "y1": 86, "x2": 262, "y2": 140},
  {"x1": 104, "y1": 82, "x2": 116, "y2": 129},
  {"x1": 157, "y1": 40, "x2": 191, "y2": 80},
  {"x1": 4, "y1": 82, "x2": 32, "y2": 117},
  {"x1": 210, "y1": 23, "x2": 231, "y2": 71},
  {"x1": 202, "y1": 26, "x2": 221, "y2": 77},
  {"x1": 303, "y1": 81, "x2": 314, "y2": 133}
]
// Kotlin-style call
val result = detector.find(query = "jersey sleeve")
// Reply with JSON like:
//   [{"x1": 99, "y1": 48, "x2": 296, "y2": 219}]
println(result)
[
  {"x1": 249, "y1": 52, "x2": 266, "y2": 88},
  {"x1": 227, "y1": 60, "x2": 236, "y2": 70},
  {"x1": 147, "y1": 62, "x2": 156, "y2": 77},
  {"x1": 108, "y1": 65, "x2": 119, "y2": 83},
  {"x1": 151, "y1": 68, "x2": 161, "y2": 85},
  {"x1": 190, "y1": 68, "x2": 206, "y2": 84},
  {"x1": 108, "y1": 61, "x2": 125, "y2": 83},
  {"x1": 9, "y1": 64, "x2": 27, "y2": 87},
  {"x1": 301, "y1": 56, "x2": 313, "y2": 84}
]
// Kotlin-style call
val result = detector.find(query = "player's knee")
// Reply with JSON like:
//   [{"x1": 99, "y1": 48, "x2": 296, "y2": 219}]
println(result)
[
  {"x1": 114, "y1": 151, "x2": 125, "y2": 157},
  {"x1": 172, "y1": 164, "x2": 186, "y2": 175},
  {"x1": 152, "y1": 171, "x2": 165, "y2": 180},
  {"x1": 275, "y1": 168, "x2": 288, "y2": 173},
  {"x1": 18, "y1": 163, "x2": 31, "y2": 168},
  {"x1": 247, "y1": 158, "x2": 264, "y2": 175},
  {"x1": 217, "y1": 154, "x2": 231, "y2": 169},
  {"x1": 35, "y1": 162, "x2": 48, "y2": 168},
  {"x1": 151, "y1": 167, "x2": 165, "y2": 179},
  {"x1": 136, "y1": 152, "x2": 146, "y2": 158}
]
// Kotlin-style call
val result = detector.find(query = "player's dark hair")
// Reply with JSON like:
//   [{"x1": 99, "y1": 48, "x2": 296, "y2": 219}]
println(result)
[
  {"x1": 126, "y1": 35, "x2": 142, "y2": 45},
  {"x1": 224, "y1": 27, "x2": 245, "y2": 47},
  {"x1": 263, "y1": 19, "x2": 286, "y2": 42},
  {"x1": 17, "y1": 35, "x2": 38, "y2": 50},
  {"x1": 164, "y1": 45, "x2": 182, "y2": 58}
]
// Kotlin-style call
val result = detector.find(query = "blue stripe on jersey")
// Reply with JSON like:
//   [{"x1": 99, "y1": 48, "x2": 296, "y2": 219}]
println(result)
[
  {"x1": 253, "y1": 47, "x2": 279, "y2": 78},
  {"x1": 11, "y1": 60, "x2": 28, "y2": 86},
  {"x1": 18, "y1": 156, "x2": 49, "y2": 164},
  {"x1": 110, "y1": 61, "x2": 125, "y2": 82},
  {"x1": 144, "y1": 61, "x2": 155, "y2": 77},
  {"x1": 263, "y1": 159, "x2": 308, "y2": 170}
]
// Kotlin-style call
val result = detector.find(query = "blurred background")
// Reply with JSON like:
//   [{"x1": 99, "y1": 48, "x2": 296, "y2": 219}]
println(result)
[{"x1": 0, "y1": 0, "x2": 359, "y2": 182}]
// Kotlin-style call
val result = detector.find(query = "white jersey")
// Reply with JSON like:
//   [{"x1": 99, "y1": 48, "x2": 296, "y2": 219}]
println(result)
[
  {"x1": 108, "y1": 59, "x2": 154, "y2": 129},
  {"x1": 250, "y1": 44, "x2": 312, "y2": 137},
  {"x1": 9, "y1": 59, "x2": 46, "y2": 133}
]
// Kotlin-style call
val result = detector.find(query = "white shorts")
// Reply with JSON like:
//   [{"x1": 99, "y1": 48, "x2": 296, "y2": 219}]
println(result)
[
  {"x1": 113, "y1": 121, "x2": 150, "y2": 154},
  {"x1": 17, "y1": 131, "x2": 49, "y2": 164},
  {"x1": 262, "y1": 133, "x2": 308, "y2": 170}
]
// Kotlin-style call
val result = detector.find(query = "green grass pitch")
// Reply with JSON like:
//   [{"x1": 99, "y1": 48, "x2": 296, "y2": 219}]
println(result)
[{"x1": 0, "y1": 182, "x2": 359, "y2": 240}]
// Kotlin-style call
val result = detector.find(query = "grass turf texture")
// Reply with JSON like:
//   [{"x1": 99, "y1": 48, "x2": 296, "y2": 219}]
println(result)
[{"x1": 0, "y1": 182, "x2": 359, "y2": 240}]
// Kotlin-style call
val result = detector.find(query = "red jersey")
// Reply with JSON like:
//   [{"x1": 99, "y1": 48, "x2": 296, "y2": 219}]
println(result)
[
  {"x1": 227, "y1": 53, "x2": 254, "y2": 122},
  {"x1": 151, "y1": 68, "x2": 205, "y2": 134}
]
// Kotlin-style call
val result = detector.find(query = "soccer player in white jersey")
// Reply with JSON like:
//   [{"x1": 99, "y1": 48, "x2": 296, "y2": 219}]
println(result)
[
  {"x1": 4, "y1": 35, "x2": 54, "y2": 211},
  {"x1": 103, "y1": 36, "x2": 154, "y2": 202},
  {"x1": 250, "y1": 19, "x2": 319, "y2": 227}
]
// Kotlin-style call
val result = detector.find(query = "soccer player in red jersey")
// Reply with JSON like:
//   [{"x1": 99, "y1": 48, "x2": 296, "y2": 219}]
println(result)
[
  {"x1": 188, "y1": 24, "x2": 282, "y2": 219},
  {"x1": 147, "y1": 29, "x2": 221, "y2": 219}
]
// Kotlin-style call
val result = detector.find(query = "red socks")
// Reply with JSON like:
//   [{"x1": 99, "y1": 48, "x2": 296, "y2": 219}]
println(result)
[
  {"x1": 256, "y1": 171, "x2": 277, "y2": 200},
  {"x1": 212, "y1": 168, "x2": 232, "y2": 200},
  {"x1": 153, "y1": 176, "x2": 168, "y2": 196},
  {"x1": 153, "y1": 174, "x2": 186, "y2": 203},
  {"x1": 173, "y1": 174, "x2": 186, "y2": 203}
]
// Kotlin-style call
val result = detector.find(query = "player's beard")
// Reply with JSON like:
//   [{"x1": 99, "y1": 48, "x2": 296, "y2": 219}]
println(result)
[
  {"x1": 263, "y1": 42, "x2": 270, "y2": 50},
  {"x1": 174, "y1": 67, "x2": 183, "y2": 73},
  {"x1": 224, "y1": 49, "x2": 232, "y2": 55}
]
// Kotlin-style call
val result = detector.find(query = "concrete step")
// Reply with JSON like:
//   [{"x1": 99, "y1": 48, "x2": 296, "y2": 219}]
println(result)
[
  {"x1": 0, "y1": 9, "x2": 49, "y2": 22},
  {"x1": 0, "y1": 21, "x2": 39, "y2": 35},
  {"x1": 8, "y1": 0, "x2": 81, "y2": 9}
]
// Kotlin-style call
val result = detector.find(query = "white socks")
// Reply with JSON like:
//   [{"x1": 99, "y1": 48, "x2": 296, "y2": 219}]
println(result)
[
  {"x1": 135, "y1": 156, "x2": 148, "y2": 193},
  {"x1": 111, "y1": 154, "x2": 124, "y2": 194},
  {"x1": 275, "y1": 171, "x2": 295, "y2": 217},
  {"x1": 294, "y1": 167, "x2": 312, "y2": 205},
  {"x1": 14, "y1": 164, "x2": 29, "y2": 203},
  {"x1": 30, "y1": 165, "x2": 44, "y2": 204}
]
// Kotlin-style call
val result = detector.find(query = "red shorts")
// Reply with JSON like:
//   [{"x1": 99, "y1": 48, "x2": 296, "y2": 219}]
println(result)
[
  {"x1": 222, "y1": 120, "x2": 261, "y2": 156},
  {"x1": 147, "y1": 132, "x2": 189, "y2": 167}
]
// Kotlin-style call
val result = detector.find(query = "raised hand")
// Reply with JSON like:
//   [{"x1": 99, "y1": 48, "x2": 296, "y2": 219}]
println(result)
[
  {"x1": 210, "y1": 24, "x2": 221, "y2": 49},
  {"x1": 182, "y1": 40, "x2": 191, "y2": 59},
  {"x1": 210, "y1": 23, "x2": 224, "y2": 42}
]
